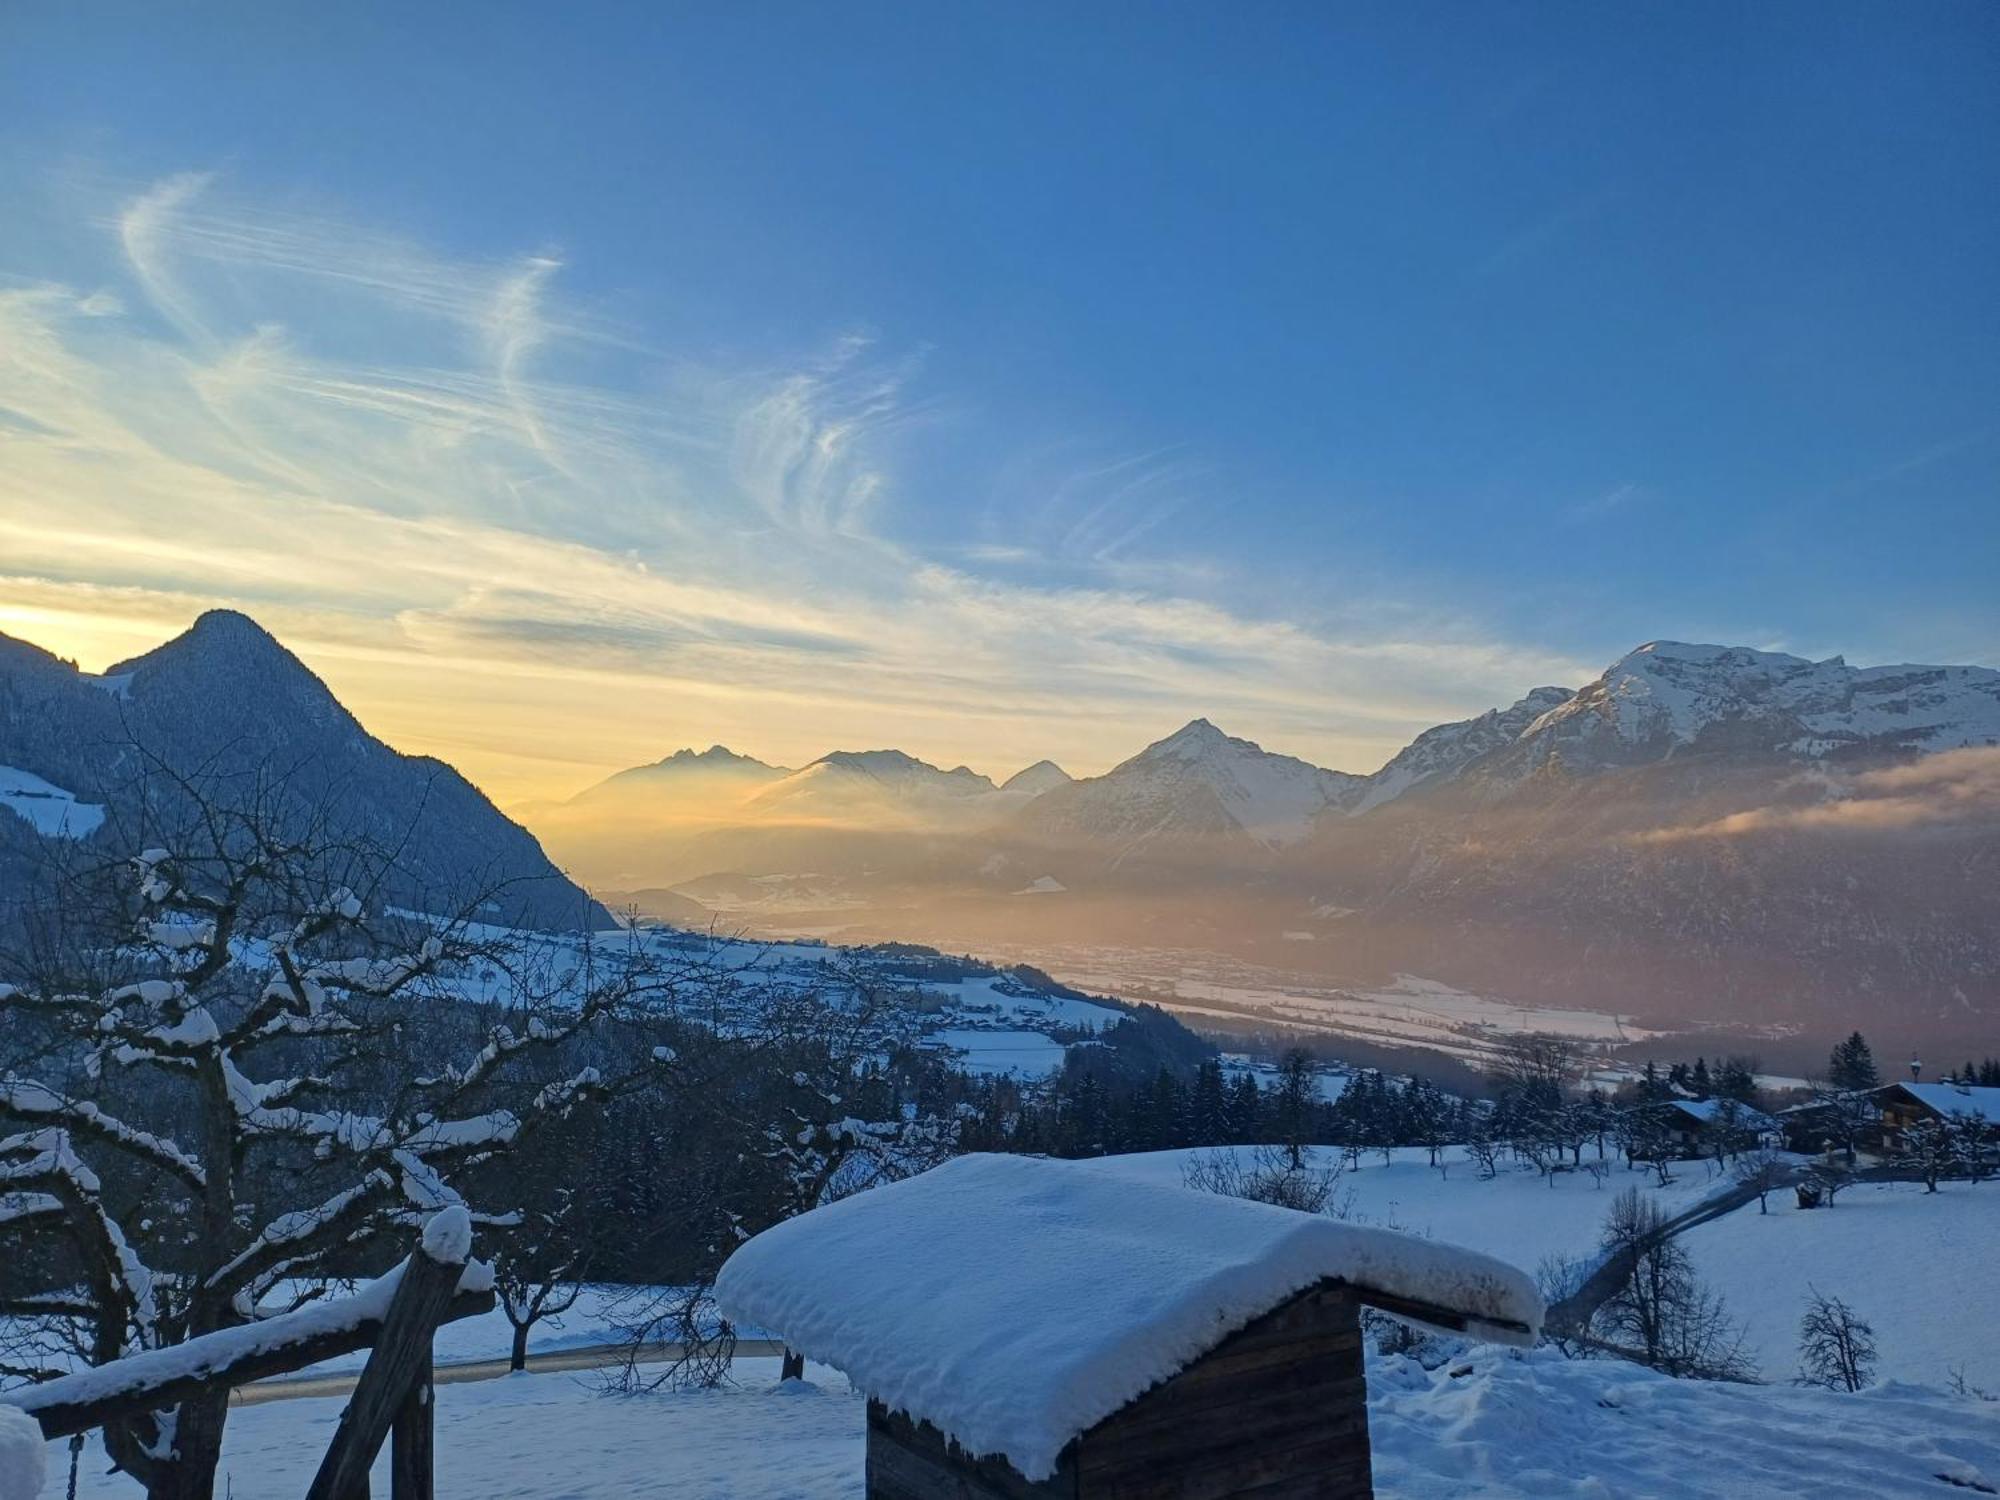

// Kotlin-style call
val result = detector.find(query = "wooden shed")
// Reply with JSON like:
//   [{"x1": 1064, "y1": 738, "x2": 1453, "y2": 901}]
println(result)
[{"x1": 716, "y1": 1154, "x2": 1543, "y2": 1500}]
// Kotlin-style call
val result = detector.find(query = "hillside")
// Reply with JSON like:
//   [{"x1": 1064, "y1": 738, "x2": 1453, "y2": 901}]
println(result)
[{"x1": 0, "y1": 612, "x2": 604, "y2": 931}]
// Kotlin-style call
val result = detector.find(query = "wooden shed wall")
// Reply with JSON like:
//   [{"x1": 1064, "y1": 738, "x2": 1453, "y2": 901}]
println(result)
[{"x1": 865, "y1": 1279, "x2": 1372, "y2": 1500}]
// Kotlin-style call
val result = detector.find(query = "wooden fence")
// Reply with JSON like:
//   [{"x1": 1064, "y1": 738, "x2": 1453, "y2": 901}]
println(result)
[{"x1": 6, "y1": 1211, "x2": 493, "y2": 1500}]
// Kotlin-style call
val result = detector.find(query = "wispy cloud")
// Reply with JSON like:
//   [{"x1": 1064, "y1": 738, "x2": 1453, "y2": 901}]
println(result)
[
  {"x1": 0, "y1": 169, "x2": 1593, "y2": 799},
  {"x1": 1567, "y1": 480, "x2": 1644, "y2": 523},
  {"x1": 1630, "y1": 748, "x2": 2000, "y2": 844}
]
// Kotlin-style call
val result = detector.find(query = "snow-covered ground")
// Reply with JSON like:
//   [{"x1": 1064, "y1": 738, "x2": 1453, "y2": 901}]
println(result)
[
  {"x1": 32, "y1": 1349, "x2": 2000, "y2": 1499},
  {"x1": 0, "y1": 765, "x2": 104, "y2": 839},
  {"x1": 278, "y1": 1284, "x2": 648, "y2": 1377},
  {"x1": 918, "y1": 1026, "x2": 1067, "y2": 1077},
  {"x1": 421, "y1": 923, "x2": 1127, "y2": 1075},
  {"x1": 1090, "y1": 1147, "x2": 2000, "y2": 1390},
  {"x1": 1680, "y1": 1180, "x2": 2000, "y2": 1389},
  {"x1": 1082, "y1": 1145, "x2": 1723, "y2": 1273},
  {"x1": 1034, "y1": 942, "x2": 1669, "y2": 1068}
]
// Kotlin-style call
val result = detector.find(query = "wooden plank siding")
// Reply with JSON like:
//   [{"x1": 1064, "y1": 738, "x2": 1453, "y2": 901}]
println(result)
[{"x1": 865, "y1": 1280, "x2": 1373, "y2": 1500}]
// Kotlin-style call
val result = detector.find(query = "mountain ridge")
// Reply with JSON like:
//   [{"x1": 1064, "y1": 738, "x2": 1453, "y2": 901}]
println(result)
[{"x1": 0, "y1": 610, "x2": 607, "y2": 931}]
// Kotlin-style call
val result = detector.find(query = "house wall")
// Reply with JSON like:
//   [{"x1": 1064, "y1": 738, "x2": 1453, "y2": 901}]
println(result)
[{"x1": 864, "y1": 1279, "x2": 1373, "y2": 1500}]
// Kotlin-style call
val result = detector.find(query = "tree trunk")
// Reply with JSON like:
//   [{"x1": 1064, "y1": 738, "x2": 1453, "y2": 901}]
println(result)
[
  {"x1": 780, "y1": 1347, "x2": 805, "y2": 1382},
  {"x1": 144, "y1": 1389, "x2": 230, "y2": 1500},
  {"x1": 390, "y1": 1355, "x2": 434, "y2": 1500},
  {"x1": 510, "y1": 1321, "x2": 530, "y2": 1373}
]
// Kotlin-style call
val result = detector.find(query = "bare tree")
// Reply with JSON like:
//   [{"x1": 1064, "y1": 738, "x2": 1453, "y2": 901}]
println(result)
[
  {"x1": 1464, "y1": 1126, "x2": 1503, "y2": 1181},
  {"x1": 1797, "y1": 1287, "x2": 1877, "y2": 1392},
  {"x1": 1183, "y1": 1145, "x2": 1348, "y2": 1216},
  {"x1": 1594, "y1": 1188, "x2": 1752, "y2": 1380},
  {"x1": 1732, "y1": 1147, "x2": 1790, "y2": 1214},
  {"x1": 1620, "y1": 1106, "x2": 1679, "y2": 1187},
  {"x1": 0, "y1": 781, "x2": 675, "y2": 1500},
  {"x1": 493, "y1": 1179, "x2": 600, "y2": 1374},
  {"x1": 1895, "y1": 1112, "x2": 1987, "y2": 1193},
  {"x1": 1804, "y1": 1155, "x2": 1855, "y2": 1208}
]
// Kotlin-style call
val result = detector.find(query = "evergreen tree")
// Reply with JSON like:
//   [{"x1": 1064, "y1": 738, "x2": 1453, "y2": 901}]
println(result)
[
  {"x1": 1714, "y1": 1056, "x2": 1760, "y2": 1104},
  {"x1": 1828, "y1": 1032, "x2": 1880, "y2": 1092},
  {"x1": 1189, "y1": 1058, "x2": 1228, "y2": 1144},
  {"x1": 1635, "y1": 1060, "x2": 1673, "y2": 1104},
  {"x1": 1225, "y1": 1073, "x2": 1262, "y2": 1143},
  {"x1": 1689, "y1": 1057, "x2": 1713, "y2": 1100}
]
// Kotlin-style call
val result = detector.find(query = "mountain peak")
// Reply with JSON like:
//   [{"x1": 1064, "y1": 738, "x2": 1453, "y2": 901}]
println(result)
[
  {"x1": 1139, "y1": 718, "x2": 1237, "y2": 762},
  {"x1": 811, "y1": 750, "x2": 997, "y2": 794},
  {"x1": 1001, "y1": 760, "x2": 1072, "y2": 795},
  {"x1": 663, "y1": 744, "x2": 763, "y2": 767},
  {"x1": 108, "y1": 608, "x2": 296, "y2": 679}
]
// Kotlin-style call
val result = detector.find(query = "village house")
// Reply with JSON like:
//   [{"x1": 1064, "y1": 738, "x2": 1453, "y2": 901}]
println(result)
[
  {"x1": 716, "y1": 1153, "x2": 1543, "y2": 1500},
  {"x1": 1873, "y1": 1081, "x2": 2000, "y2": 1151},
  {"x1": 1651, "y1": 1097, "x2": 1780, "y2": 1159}
]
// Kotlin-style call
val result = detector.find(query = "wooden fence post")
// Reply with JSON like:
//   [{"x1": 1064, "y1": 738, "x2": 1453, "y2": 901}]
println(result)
[
  {"x1": 307, "y1": 1210, "x2": 471, "y2": 1500},
  {"x1": 389, "y1": 1352, "x2": 434, "y2": 1500}
]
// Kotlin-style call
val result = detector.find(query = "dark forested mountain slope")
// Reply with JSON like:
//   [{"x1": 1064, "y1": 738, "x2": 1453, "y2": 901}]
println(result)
[{"x1": 0, "y1": 611, "x2": 605, "y2": 930}]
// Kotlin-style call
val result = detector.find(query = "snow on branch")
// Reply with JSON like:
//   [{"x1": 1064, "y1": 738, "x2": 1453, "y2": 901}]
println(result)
[{"x1": 0, "y1": 1081, "x2": 205, "y2": 1190}]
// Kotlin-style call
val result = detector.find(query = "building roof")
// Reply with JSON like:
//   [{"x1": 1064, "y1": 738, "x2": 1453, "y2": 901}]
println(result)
[
  {"x1": 714, "y1": 1152, "x2": 1543, "y2": 1482},
  {"x1": 1659, "y1": 1097, "x2": 1778, "y2": 1131},
  {"x1": 1881, "y1": 1082, "x2": 2000, "y2": 1125}
]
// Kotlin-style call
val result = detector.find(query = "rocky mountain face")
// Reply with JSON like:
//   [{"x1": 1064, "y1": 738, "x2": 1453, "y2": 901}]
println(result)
[
  {"x1": 1465, "y1": 642, "x2": 2000, "y2": 790},
  {"x1": 1010, "y1": 719, "x2": 1365, "y2": 868},
  {"x1": 0, "y1": 611, "x2": 605, "y2": 930},
  {"x1": 1346, "y1": 685, "x2": 1575, "y2": 813},
  {"x1": 1281, "y1": 644, "x2": 2000, "y2": 1043}
]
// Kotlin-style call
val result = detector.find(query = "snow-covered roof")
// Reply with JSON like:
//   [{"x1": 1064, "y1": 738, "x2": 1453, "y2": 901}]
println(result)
[
  {"x1": 1884, "y1": 1082, "x2": 2000, "y2": 1126},
  {"x1": 1659, "y1": 1097, "x2": 1778, "y2": 1130},
  {"x1": 714, "y1": 1153, "x2": 1542, "y2": 1481}
]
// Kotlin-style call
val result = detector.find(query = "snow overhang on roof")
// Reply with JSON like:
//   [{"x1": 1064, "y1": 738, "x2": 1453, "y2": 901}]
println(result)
[
  {"x1": 715, "y1": 1153, "x2": 1543, "y2": 1482},
  {"x1": 1887, "y1": 1082, "x2": 2000, "y2": 1125}
]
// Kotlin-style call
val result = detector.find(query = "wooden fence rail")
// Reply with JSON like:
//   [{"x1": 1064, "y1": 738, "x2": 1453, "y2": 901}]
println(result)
[{"x1": 5, "y1": 1209, "x2": 490, "y2": 1500}]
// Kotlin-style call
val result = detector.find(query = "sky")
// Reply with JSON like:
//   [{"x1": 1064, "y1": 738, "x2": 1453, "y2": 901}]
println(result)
[{"x1": 1, "y1": 3, "x2": 1995, "y2": 805}]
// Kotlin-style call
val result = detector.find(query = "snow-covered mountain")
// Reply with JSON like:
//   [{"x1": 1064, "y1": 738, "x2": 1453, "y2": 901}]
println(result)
[
  {"x1": 1000, "y1": 760, "x2": 1073, "y2": 796},
  {"x1": 746, "y1": 749, "x2": 1002, "y2": 826},
  {"x1": 0, "y1": 612, "x2": 604, "y2": 929},
  {"x1": 572, "y1": 745, "x2": 790, "y2": 805},
  {"x1": 1346, "y1": 685, "x2": 1575, "y2": 813},
  {"x1": 1013, "y1": 719, "x2": 1365, "y2": 859},
  {"x1": 1475, "y1": 641, "x2": 2000, "y2": 786}
]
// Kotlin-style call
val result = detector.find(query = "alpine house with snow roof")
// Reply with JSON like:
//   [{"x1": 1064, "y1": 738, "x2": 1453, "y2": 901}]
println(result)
[{"x1": 715, "y1": 1153, "x2": 1543, "y2": 1500}]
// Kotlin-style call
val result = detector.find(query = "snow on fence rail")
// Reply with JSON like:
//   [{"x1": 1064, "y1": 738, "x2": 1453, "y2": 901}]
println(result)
[{"x1": 3, "y1": 1208, "x2": 492, "y2": 1500}]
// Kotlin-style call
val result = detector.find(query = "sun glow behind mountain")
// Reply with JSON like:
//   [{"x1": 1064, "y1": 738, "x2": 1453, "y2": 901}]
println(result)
[{"x1": 0, "y1": 169, "x2": 1615, "y2": 806}]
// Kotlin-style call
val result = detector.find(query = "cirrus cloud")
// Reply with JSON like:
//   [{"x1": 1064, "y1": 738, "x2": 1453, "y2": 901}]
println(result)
[{"x1": 0, "y1": 168, "x2": 1596, "y2": 802}]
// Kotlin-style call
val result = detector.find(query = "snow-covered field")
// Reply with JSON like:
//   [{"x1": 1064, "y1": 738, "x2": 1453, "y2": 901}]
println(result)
[
  {"x1": 1089, "y1": 1147, "x2": 2000, "y2": 1390},
  {"x1": 33, "y1": 1349, "x2": 2000, "y2": 1500},
  {"x1": 0, "y1": 765, "x2": 104, "y2": 839},
  {"x1": 17, "y1": 1148, "x2": 2000, "y2": 1498},
  {"x1": 1680, "y1": 1180, "x2": 2000, "y2": 1389},
  {"x1": 1031, "y1": 942, "x2": 1667, "y2": 1067},
  {"x1": 284, "y1": 1284, "x2": 646, "y2": 1377},
  {"x1": 1083, "y1": 1144, "x2": 1723, "y2": 1273}
]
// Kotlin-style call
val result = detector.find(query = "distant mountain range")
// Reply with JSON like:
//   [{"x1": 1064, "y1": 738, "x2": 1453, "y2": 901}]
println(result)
[
  {"x1": 0, "y1": 611, "x2": 604, "y2": 930},
  {"x1": 9, "y1": 611, "x2": 1995, "y2": 1054},
  {"x1": 544, "y1": 639, "x2": 2000, "y2": 1051}
]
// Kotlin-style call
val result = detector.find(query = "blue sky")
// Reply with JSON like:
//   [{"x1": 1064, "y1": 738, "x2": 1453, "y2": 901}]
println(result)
[{"x1": 0, "y1": 3, "x2": 1995, "y2": 799}]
